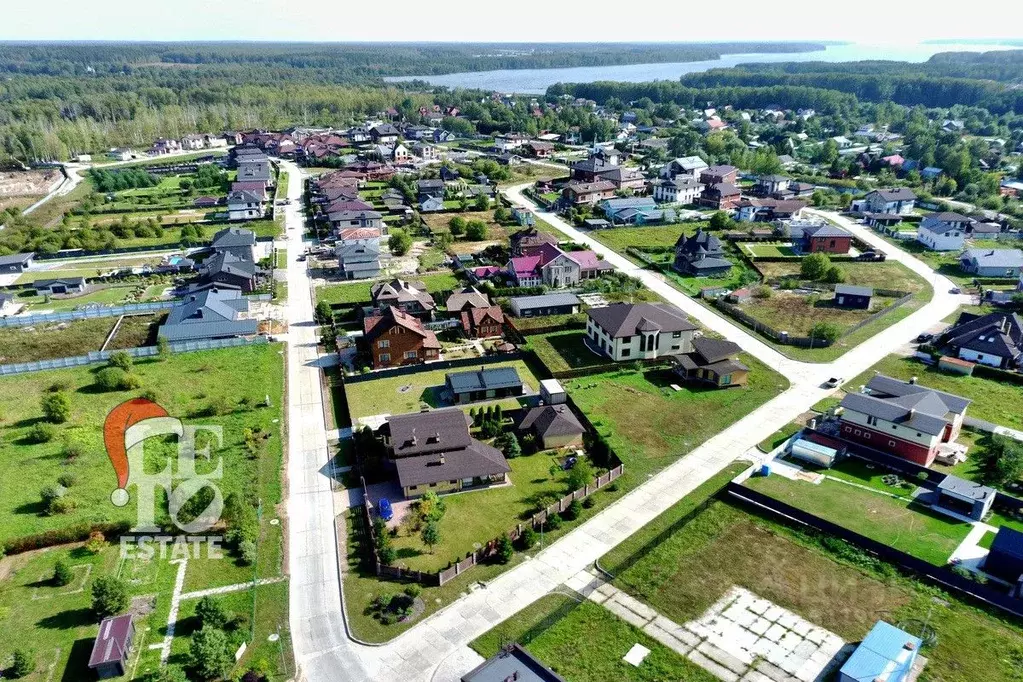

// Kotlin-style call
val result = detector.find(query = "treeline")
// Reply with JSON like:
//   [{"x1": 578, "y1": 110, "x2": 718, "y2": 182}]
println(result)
[
  {"x1": 88, "y1": 168, "x2": 158, "y2": 193},
  {"x1": 735, "y1": 49, "x2": 1023, "y2": 82}
]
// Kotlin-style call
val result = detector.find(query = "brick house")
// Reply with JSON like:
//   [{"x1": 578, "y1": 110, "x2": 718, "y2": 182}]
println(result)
[
  {"x1": 801, "y1": 224, "x2": 853, "y2": 254},
  {"x1": 461, "y1": 305, "x2": 505, "y2": 338},
  {"x1": 363, "y1": 307, "x2": 441, "y2": 369}
]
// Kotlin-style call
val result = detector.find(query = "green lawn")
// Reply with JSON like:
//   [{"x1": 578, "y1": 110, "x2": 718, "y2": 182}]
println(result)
[
  {"x1": 0, "y1": 344, "x2": 285, "y2": 552},
  {"x1": 525, "y1": 330, "x2": 609, "y2": 374},
  {"x1": 591, "y1": 223, "x2": 704, "y2": 252},
  {"x1": 417, "y1": 270, "x2": 460, "y2": 293},
  {"x1": 16, "y1": 284, "x2": 142, "y2": 312},
  {"x1": 744, "y1": 474, "x2": 970, "y2": 566},
  {"x1": 744, "y1": 242, "x2": 797, "y2": 258},
  {"x1": 756, "y1": 260, "x2": 929, "y2": 295},
  {"x1": 843, "y1": 353, "x2": 1023, "y2": 432},
  {"x1": 757, "y1": 423, "x2": 802, "y2": 452},
  {"x1": 317, "y1": 271, "x2": 461, "y2": 307},
  {"x1": 738, "y1": 290, "x2": 903, "y2": 337},
  {"x1": 344, "y1": 359, "x2": 539, "y2": 421},
  {"x1": 0, "y1": 317, "x2": 117, "y2": 363},
  {"x1": 388, "y1": 453, "x2": 569, "y2": 572},
  {"x1": 471, "y1": 597, "x2": 718, "y2": 682},
  {"x1": 566, "y1": 359, "x2": 788, "y2": 480}
]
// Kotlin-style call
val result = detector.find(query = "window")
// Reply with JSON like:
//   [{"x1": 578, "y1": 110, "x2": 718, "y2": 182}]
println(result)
[
  {"x1": 866, "y1": 416, "x2": 877, "y2": 426},
  {"x1": 889, "y1": 440, "x2": 897, "y2": 447},
  {"x1": 404, "y1": 351, "x2": 418, "y2": 359},
  {"x1": 379, "y1": 353, "x2": 390, "y2": 363},
  {"x1": 378, "y1": 340, "x2": 390, "y2": 349},
  {"x1": 621, "y1": 348, "x2": 631, "y2": 357},
  {"x1": 672, "y1": 331, "x2": 682, "y2": 338},
  {"x1": 864, "y1": 432, "x2": 871, "y2": 439},
  {"x1": 430, "y1": 482, "x2": 437, "y2": 487}
]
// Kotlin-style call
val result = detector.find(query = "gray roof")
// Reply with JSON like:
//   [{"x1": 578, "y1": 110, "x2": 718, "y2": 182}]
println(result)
[
  {"x1": 386, "y1": 409, "x2": 473, "y2": 457},
  {"x1": 212, "y1": 226, "x2": 256, "y2": 248},
  {"x1": 803, "y1": 223, "x2": 851, "y2": 239},
  {"x1": 962, "y1": 248, "x2": 1023, "y2": 268},
  {"x1": 587, "y1": 303, "x2": 696, "y2": 338},
  {"x1": 227, "y1": 189, "x2": 263, "y2": 204},
  {"x1": 840, "y1": 374, "x2": 971, "y2": 436},
  {"x1": 202, "y1": 251, "x2": 257, "y2": 278},
  {"x1": 330, "y1": 210, "x2": 382, "y2": 222},
  {"x1": 865, "y1": 374, "x2": 971, "y2": 414},
  {"x1": 510, "y1": 293, "x2": 581, "y2": 309},
  {"x1": 158, "y1": 288, "x2": 257, "y2": 342},
  {"x1": 395, "y1": 441, "x2": 510, "y2": 489},
  {"x1": 462, "y1": 644, "x2": 566, "y2": 682},
  {"x1": 33, "y1": 277, "x2": 85, "y2": 288},
  {"x1": 944, "y1": 311, "x2": 1023, "y2": 360},
  {"x1": 937, "y1": 474, "x2": 995, "y2": 501},
  {"x1": 0, "y1": 252, "x2": 33, "y2": 266},
  {"x1": 518, "y1": 405, "x2": 586, "y2": 440},
  {"x1": 691, "y1": 336, "x2": 743, "y2": 364},
  {"x1": 870, "y1": 188, "x2": 917, "y2": 202},
  {"x1": 834, "y1": 284, "x2": 873, "y2": 297},
  {"x1": 338, "y1": 243, "x2": 380, "y2": 262},
  {"x1": 371, "y1": 278, "x2": 435, "y2": 309},
  {"x1": 446, "y1": 366, "x2": 523, "y2": 394}
]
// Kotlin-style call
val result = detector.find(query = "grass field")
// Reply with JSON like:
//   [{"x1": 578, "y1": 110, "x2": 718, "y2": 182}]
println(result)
[
  {"x1": 16, "y1": 284, "x2": 143, "y2": 312},
  {"x1": 0, "y1": 317, "x2": 117, "y2": 363},
  {"x1": 0, "y1": 344, "x2": 285, "y2": 547},
  {"x1": 317, "y1": 270, "x2": 461, "y2": 307},
  {"x1": 104, "y1": 313, "x2": 163, "y2": 350},
  {"x1": 744, "y1": 242, "x2": 797, "y2": 258},
  {"x1": 525, "y1": 329, "x2": 609, "y2": 374},
  {"x1": 756, "y1": 260, "x2": 930, "y2": 295},
  {"x1": 744, "y1": 474, "x2": 969, "y2": 565},
  {"x1": 842, "y1": 353, "x2": 1023, "y2": 432},
  {"x1": 599, "y1": 497, "x2": 1023, "y2": 681},
  {"x1": 344, "y1": 359, "x2": 540, "y2": 421},
  {"x1": 566, "y1": 360, "x2": 787, "y2": 480},
  {"x1": 591, "y1": 223, "x2": 704, "y2": 253},
  {"x1": 737, "y1": 290, "x2": 902, "y2": 336}
]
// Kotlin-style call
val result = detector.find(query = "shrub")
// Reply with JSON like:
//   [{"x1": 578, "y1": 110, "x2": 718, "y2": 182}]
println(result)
[
  {"x1": 53, "y1": 559, "x2": 73, "y2": 586},
  {"x1": 195, "y1": 596, "x2": 229, "y2": 629},
  {"x1": 753, "y1": 285, "x2": 773, "y2": 299},
  {"x1": 496, "y1": 533, "x2": 513, "y2": 564},
  {"x1": 545, "y1": 513, "x2": 562, "y2": 531},
  {"x1": 403, "y1": 584, "x2": 422, "y2": 599},
  {"x1": 388, "y1": 229, "x2": 413, "y2": 256},
  {"x1": 48, "y1": 496, "x2": 77, "y2": 515},
  {"x1": 582, "y1": 496, "x2": 596, "y2": 509},
  {"x1": 85, "y1": 530, "x2": 107, "y2": 554},
  {"x1": 40, "y1": 484, "x2": 67, "y2": 506},
  {"x1": 519, "y1": 526, "x2": 538, "y2": 550},
  {"x1": 57, "y1": 471, "x2": 78, "y2": 488},
  {"x1": 95, "y1": 367, "x2": 137, "y2": 391},
  {"x1": 40, "y1": 391, "x2": 72, "y2": 423},
  {"x1": 28, "y1": 422, "x2": 57, "y2": 443},
  {"x1": 9, "y1": 649, "x2": 34, "y2": 678},
  {"x1": 800, "y1": 252, "x2": 831, "y2": 281},
  {"x1": 190, "y1": 626, "x2": 233, "y2": 681},
  {"x1": 238, "y1": 540, "x2": 257, "y2": 566},
  {"x1": 448, "y1": 215, "x2": 466, "y2": 236},
  {"x1": 494, "y1": 431, "x2": 522, "y2": 458},
  {"x1": 108, "y1": 351, "x2": 134, "y2": 371},
  {"x1": 809, "y1": 321, "x2": 842, "y2": 343},
  {"x1": 91, "y1": 575, "x2": 129, "y2": 618},
  {"x1": 564, "y1": 499, "x2": 583, "y2": 521},
  {"x1": 824, "y1": 265, "x2": 846, "y2": 283}
]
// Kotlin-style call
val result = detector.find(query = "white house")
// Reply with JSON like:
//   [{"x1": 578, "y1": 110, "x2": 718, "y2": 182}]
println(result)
[
  {"x1": 917, "y1": 212, "x2": 973, "y2": 251},
  {"x1": 856, "y1": 188, "x2": 917, "y2": 215},
  {"x1": 660, "y1": 156, "x2": 708, "y2": 180},
  {"x1": 585, "y1": 303, "x2": 697, "y2": 362},
  {"x1": 227, "y1": 189, "x2": 264, "y2": 221},
  {"x1": 653, "y1": 177, "x2": 704, "y2": 204}
]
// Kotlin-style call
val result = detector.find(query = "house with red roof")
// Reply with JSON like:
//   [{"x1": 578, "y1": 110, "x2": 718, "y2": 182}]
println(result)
[
  {"x1": 508, "y1": 243, "x2": 612, "y2": 288},
  {"x1": 89, "y1": 614, "x2": 135, "y2": 678},
  {"x1": 363, "y1": 307, "x2": 441, "y2": 369},
  {"x1": 461, "y1": 305, "x2": 505, "y2": 338}
]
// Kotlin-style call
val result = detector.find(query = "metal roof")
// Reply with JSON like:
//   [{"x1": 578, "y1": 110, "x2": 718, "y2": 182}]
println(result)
[
  {"x1": 990, "y1": 526, "x2": 1023, "y2": 562},
  {"x1": 394, "y1": 441, "x2": 510, "y2": 489},
  {"x1": 835, "y1": 284, "x2": 874, "y2": 297},
  {"x1": 937, "y1": 474, "x2": 995, "y2": 501},
  {"x1": 839, "y1": 621, "x2": 920, "y2": 682},
  {"x1": 510, "y1": 293, "x2": 581, "y2": 309},
  {"x1": 587, "y1": 303, "x2": 696, "y2": 339},
  {"x1": 445, "y1": 366, "x2": 523, "y2": 393}
]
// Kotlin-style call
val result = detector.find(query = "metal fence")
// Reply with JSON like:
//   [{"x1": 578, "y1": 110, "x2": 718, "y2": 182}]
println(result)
[
  {"x1": 0, "y1": 300, "x2": 176, "y2": 328},
  {"x1": 0, "y1": 336, "x2": 268, "y2": 376}
]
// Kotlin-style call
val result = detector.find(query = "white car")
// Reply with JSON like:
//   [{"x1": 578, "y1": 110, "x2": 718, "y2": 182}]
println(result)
[{"x1": 824, "y1": 377, "x2": 843, "y2": 389}]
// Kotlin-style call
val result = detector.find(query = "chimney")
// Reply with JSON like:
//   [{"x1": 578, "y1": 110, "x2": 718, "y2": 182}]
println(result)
[
  {"x1": 438, "y1": 455, "x2": 445, "y2": 464},
  {"x1": 411, "y1": 428, "x2": 417, "y2": 446},
  {"x1": 909, "y1": 376, "x2": 917, "y2": 385},
  {"x1": 903, "y1": 642, "x2": 916, "y2": 651}
]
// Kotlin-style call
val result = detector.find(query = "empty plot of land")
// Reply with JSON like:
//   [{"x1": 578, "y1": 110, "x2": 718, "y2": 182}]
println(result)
[
  {"x1": 737, "y1": 290, "x2": 901, "y2": 336},
  {"x1": 0, "y1": 169, "x2": 62, "y2": 197},
  {"x1": 756, "y1": 260, "x2": 929, "y2": 296}
]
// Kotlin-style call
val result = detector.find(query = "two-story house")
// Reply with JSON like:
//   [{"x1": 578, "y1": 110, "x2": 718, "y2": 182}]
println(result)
[
  {"x1": 653, "y1": 176, "x2": 704, "y2": 204},
  {"x1": 586, "y1": 302, "x2": 697, "y2": 362},
  {"x1": 838, "y1": 374, "x2": 971, "y2": 466},
  {"x1": 673, "y1": 229, "x2": 733, "y2": 276},
  {"x1": 801, "y1": 223, "x2": 853, "y2": 254},
  {"x1": 857, "y1": 188, "x2": 917, "y2": 215},
  {"x1": 917, "y1": 212, "x2": 973, "y2": 251},
  {"x1": 227, "y1": 189, "x2": 264, "y2": 221},
  {"x1": 660, "y1": 156, "x2": 708, "y2": 180},
  {"x1": 363, "y1": 307, "x2": 441, "y2": 369}
]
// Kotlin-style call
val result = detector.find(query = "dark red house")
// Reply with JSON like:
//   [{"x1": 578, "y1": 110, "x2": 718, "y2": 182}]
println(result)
[{"x1": 801, "y1": 223, "x2": 852, "y2": 254}]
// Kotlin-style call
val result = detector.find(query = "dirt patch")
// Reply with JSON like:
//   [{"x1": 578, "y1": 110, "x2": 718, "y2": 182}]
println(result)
[{"x1": 0, "y1": 169, "x2": 61, "y2": 197}]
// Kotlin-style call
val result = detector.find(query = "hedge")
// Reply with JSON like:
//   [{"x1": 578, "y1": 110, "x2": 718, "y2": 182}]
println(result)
[
  {"x1": 973, "y1": 364, "x2": 1023, "y2": 386},
  {"x1": 4, "y1": 521, "x2": 132, "y2": 555}
]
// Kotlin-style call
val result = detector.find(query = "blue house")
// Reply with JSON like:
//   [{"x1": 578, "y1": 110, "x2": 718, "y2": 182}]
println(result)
[
  {"x1": 511, "y1": 207, "x2": 535, "y2": 227},
  {"x1": 921, "y1": 166, "x2": 944, "y2": 180},
  {"x1": 839, "y1": 621, "x2": 922, "y2": 682},
  {"x1": 419, "y1": 196, "x2": 445, "y2": 212},
  {"x1": 600, "y1": 196, "x2": 656, "y2": 224}
]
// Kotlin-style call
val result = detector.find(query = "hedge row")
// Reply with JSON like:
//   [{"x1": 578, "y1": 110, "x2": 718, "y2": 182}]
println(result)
[{"x1": 4, "y1": 521, "x2": 132, "y2": 555}]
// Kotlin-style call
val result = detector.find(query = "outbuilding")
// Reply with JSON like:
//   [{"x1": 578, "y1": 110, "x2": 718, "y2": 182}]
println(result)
[
  {"x1": 32, "y1": 276, "x2": 86, "y2": 295},
  {"x1": 88, "y1": 614, "x2": 135, "y2": 679},
  {"x1": 933, "y1": 474, "x2": 995, "y2": 521},
  {"x1": 834, "y1": 284, "x2": 873, "y2": 310},
  {"x1": 509, "y1": 293, "x2": 581, "y2": 318},
  {"x1": 839, "y1": 621, "x2": 923, "y2": 682},
  {"x1": 539, "y1": 378, "x2": 566, "y2": 405},
  {"x1": 0, "y1": 252, "x2": 35, "y2": 273},
  {"x1": 445, "y1": 366, "x2": 525, "y2": 405},
  {"x1": 984, "y1": 526, "x2": 1023, "y2": 583}
]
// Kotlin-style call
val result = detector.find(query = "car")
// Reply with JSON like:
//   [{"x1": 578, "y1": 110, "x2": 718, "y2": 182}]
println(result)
[
  {"x1": 824, "y1": 377, "x2": 843, "y2": 388},
  {"x1": 916, "y1": 332, "x2": 934, "y2": 343},
  {"x1": 950, "y1": 287, "x2": 962, "y2": 294},
  {"x1": 297, "y1": 254, "x2": 306, "y2": 261}
]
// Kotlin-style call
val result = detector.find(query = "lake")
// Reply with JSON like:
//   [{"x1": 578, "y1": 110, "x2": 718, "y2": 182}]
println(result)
[{"x1": 386, "y1": 42, "x2": 1020, "y2": 94}]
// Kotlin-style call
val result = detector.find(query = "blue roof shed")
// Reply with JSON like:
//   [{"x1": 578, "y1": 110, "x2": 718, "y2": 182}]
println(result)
[
  {"x1": 984, "y1": 526, "x2": 1023, "y2": 583},
  {"x1": 839, "y1": 621, "x2": 921, "y2": 682}
]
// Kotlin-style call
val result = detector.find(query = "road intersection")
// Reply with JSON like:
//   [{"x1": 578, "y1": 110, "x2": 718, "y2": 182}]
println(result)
[{"x1": 284, "y1": 177, "x2": 970, "y2": 681}]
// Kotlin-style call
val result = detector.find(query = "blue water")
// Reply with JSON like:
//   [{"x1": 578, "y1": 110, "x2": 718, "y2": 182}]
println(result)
[{"x1": 386, "y1": 42, "x2": 1020, "y2": 94}]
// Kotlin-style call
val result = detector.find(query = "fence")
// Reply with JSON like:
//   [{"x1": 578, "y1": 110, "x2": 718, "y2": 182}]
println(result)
[
  {"x1": 838, "y1": 292, "x2": 915, "y2": 339},
  {"x1": 0, "y1": 300, "x2": 176, "y2": 328},
  {"x1": 0, "y1": 335, "x2": 268, "y2": 376},
  {"x1": 713, "y1": 298, "x2": 829, "y2": 348},
  {"x1": 342, "y1": 350, "x2": 525, "y2": 384},
  {"x1": 725, "y1": 483, "x2": 1023, "y2": 620}
]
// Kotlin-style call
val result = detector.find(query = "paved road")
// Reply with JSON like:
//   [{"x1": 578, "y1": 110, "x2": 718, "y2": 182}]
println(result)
[{"x1": 282, "y1": 186, "x2": 970, "y2": 682}]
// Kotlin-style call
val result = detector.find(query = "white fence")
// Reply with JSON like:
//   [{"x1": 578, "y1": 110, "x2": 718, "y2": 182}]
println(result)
[{"x1": 0, "y1": 336, "x2": 269, "y2": 376}]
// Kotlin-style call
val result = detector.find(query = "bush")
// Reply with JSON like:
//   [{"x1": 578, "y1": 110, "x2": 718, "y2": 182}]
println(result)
[
  {"x1": 238, "y1": 540, "x2": 257, "y2": 566},
  {"x1": 519, "y1": 526, "x2": 538, "y2": 550},
  {"x1": 40, "y1": 391, "x2": 72, "y2": 424},
  {"x1": 28, "y1": 422, "x2": 57, "y2": 443},
  {"x1": 545, "y1": 513, "x2": 562, "y2": 531},
  {"x1": 388, "y1": 229, "x2": 413, "y2": 256},
  {"x1": 582, "y1": 496, "x2": 596, "y2": 509},
  {"x1": 494, "y1": 431, "x2": 522, "y2": 458},
  {"x1": 448, "y1": 215, "x2": 466, "y2": 236},
  {"x1": 9, "y1": 649, "x2": 34, "y2": 678},
  {"x1": 57, "y1": 472, "x2": 78, "y2": 488},
  {"x1": 40, "y1": 484, "x2": 67, "y2": 506},
  {"x1": 800, "y1": 252, "x2": 831, "y2": 281},
  {"x1": 496, "y1": 533, "x2": 513, "y2": 564},
  {"x1": 753, "y1": 285, "x2": 773, "y2": 299},
  {"x1": 95, "y1": 367, "x2": 138, "y2": 391},
  {"x1": 91, "y1": 575, "x2": 129, "y2": 618},
  {"x1": 190, "y1": 626, "x2": 234, "y2": 681},
  {"x1": 824, "y1": 265, "x2": 846, "y2": 283},
  {"x1": 809, "y1": 321, "x2": 842, "y2": 343},
  {"x1": 195, "y1": 596, "x2": 229, "y2": 629},
  {"x1": 403, "y1": 584, "x2": 422, "y2": 599},
  {"x1": 53, "y1": 559, "x2": 73, "y2": 586},
  {"x1": 465, "y1": 220, "x2": 489, "y2": 241},
  {"x1": 108, "y1": 351, "x2": 134, "y2": 371},
  {"x1": 564, "y1": 499, "x2": 583, "y2": 521},
  {"x1": 48, "y1": 496, "x2": 77, "y2": 515}
]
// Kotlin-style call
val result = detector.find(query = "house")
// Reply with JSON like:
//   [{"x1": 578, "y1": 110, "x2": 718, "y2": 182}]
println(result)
[
  {"x1": 939, "y1": 311, "x2": 1023, "y2": 370},
  {"x1": 601, "y1": 197, "x2": 657, "y2": 223},
  {"x1": 370, "y1": 123, "x2": 400, "y2": 144},
  {"x1": 0, "y1": 252, "x2": 34, "y2": 273},
  {"x1": 699, "y1": 182, "x2": 741, "y2": 210},
  {"x1": 330, "y1": 210, "x2": 383, "y2": 230},
  {"x1": 586, "y1": 302, "x2": 697, "y2": 362},
  {"x1": 801, "y1": 223, "x2": 852, "y2": 254},
  {"x1": 336, "y1": 227, "x2": 382, "y2": 248},
  {"x1": 445, "y1": 366, "x2": 523, "y2": 404},
  {"x1": 381, "y1": 409, "x2": 510, "y2": 498},
  {"x1": 670, "y1": 337, "x2": 749, "y2": 388},
  {"x1": 699, "y1": 165, "x2": 739, "y2": 186},
  {"x1": 151, "y1": 137, "x2": 181, "y2": 154},
  {"x1": 231, "y1": 180, "x2": 269, "y2": 201},
  {"x1": 417, "y1": 178, "x2": 446, "y2": 200},
  {"x1": 236, "y1": 159, "x2": 272, "y2": 185},
  {"x1": 370, "y1": 278, "x2": 436, "y2": 317},
  {"x1": 517, "y1": 404, "x2": 586, "y2": 449},
  {"x1": 660, "y1": 156, "x2": 708, "y2": 180},
  {"x1": 338, "y1": 243, "x2": 382, "y2": 280},
  {"x1": 158, "y1": 287, "x2": 258, "y2": 342},
  {"x1": 509, "y1": 293, "x2": 581, "y2": 317},
  {"x1": 983, "y1": 527, "x2": 1023, "y2": 583},
  {"x1": 107, "y1": 148, "x2": 134, "y2": 161},
  {"x1": 88, "y1": 614, "x2": 135, "y2": 679},
  {"x1": 838, "y1": 374, "x2": 971, "y2": 466},
  {"x1": 510, "y1": 227, "x2": 559, "y2": 257},
  {"x1": 211, "y1": 226, "x2": 257, "y2": 262},
  {"x1": 32, "y1": 277, "x2": 86, "y2": 295},
  {"x1": 412, "y1": 142, "x2": 439, "y2": 160},
  {"x1": 960, "y1": 249, "x2": 1023, "y2": 278},
  {"x1": 736, "y1": 198, "x2": 807, "y2": 222},
  {"x1": 562, "y1": 180, "x2": 616, "y2": 206},
  {"x1": 446, "y1": 286, "x2": 490, "y2": 312},
  {"x1": 493, "y1": 132, "x2": 529, "y2": 151},
  {"x1": 753, "y1": 174, "x2": 791, "y2": 197},
  {"x1": 193, "y1": 196, "x2": 220, "y2": 209},
  {"x1": 419, "y1": 196, "x2": 445, "y2": 212},
  {"x1": 226, "y1": 189, "x2": 264, "y2": 221},
  {"x1": 858, "y1": 188, "x2": 917, "y2": 215},
  {"x1": 653, "y1": 176, "x2": 704, "y2": 204},
  {"x1": 511, "y1": 207, "x2": 535, "y2": 227},
  {"x1": 461, "y1": 644, "x2": 566, "y2": 682},
  {"x1": 461, "y1": 305, "x2": 505, "y2": 338},
  {"x1": 834, "y1": 284, "x2": 873, "y2": 309},
  {"x1": 917, "y1": 212, "x2": 973, "y2": 251},
  {"x1": 838, "y1": 621, "x2": 922, "y2": 682},
  {"x1": 199, "y1": 251, "x2": 258, "y2": 292},
  {"x1": 673, "y1": 229, "x2": 733, "y2": 277},
  {"x1": 508, "y1": 244, "x2": 559, "y2": 288},
  {"x1": 363, "y1": 307, "x2": 441, "y2": 369},
  {"x1": 523, "y1": 141, "x2": 555, "y2": 158},
  {"x1": 932, "y1": 474, "x2": 995, "y2": 521}
]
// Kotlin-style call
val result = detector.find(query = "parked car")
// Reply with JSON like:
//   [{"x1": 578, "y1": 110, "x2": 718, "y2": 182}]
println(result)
[
  {"x1": 916, "y1": 332, "x2": 934, "y2": 343},
  {"x1": 950, "y1": 287, "x2": 962, "y2": 294},
  {"x1": 824, "y1": 377, "x2": 843, "y2": 388},
  {"x1": 856, "y1": 250, "x2": 886, "y2": 262}
]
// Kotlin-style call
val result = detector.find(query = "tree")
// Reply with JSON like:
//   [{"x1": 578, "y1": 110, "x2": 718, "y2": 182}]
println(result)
[
  {"x1": 824, "y1": 264, "x2": 846, "y2": 283},
  {"x1": 96, "y1": 367, "x2": 139, "y2": 391},
  {"x1": 519, "y1": 526, "x2": 538, "y2": 550},
  {"x1": 190, "y1": 626, "x2": 234, "y2": 681},
  {"x1": 41, "y1": 391, "x2": 71, "y2": 424},
  {"x1": 91, "y1": 575, "x2": 129, "y2": 618},
  {"x1": 473, "y1": 193, "x2": 490, "y2": 211},
  {"x1": 465, "y1": 220, "x2": 488, "y2": 241},
  {"x1": 421, "y1": 521, "x2": 440, "y2": 554},
  {"x1": 496, "y1": 533, "x2": 513, "y2": 564},
  {"x1": 195, "y1": 596, "x2": 229, "y2": 630},
  {"x1": 567, "y1": 458, "x2": 596, "y2": 492},
  {"x1": 388, "y1": 229, "x2": 413, "y2": 256},
  {"x1": 980, "y1": 436, "x2": 1023, "y2": 486},
  {"x1": 448, "y1": 215, "x2": 466, "y2": 236},
  {"x1": 564, "y1": 499, "x2": 583, "y2": 521},
  {"x1": 108, "y1": 351, "x2": 133, "y2": 371},
  {"x1": 495, "y1": 431, "x2": 521, "y2": 458},
  {"x1": 9, "y1": 649, "x2": 34, "y2": 678},
  {"x1": 800, "y1": 252, "x2": 831, "y2": 281},
  {"x1": 141, "y1": 666, "x2": 188, "y2": 682},
  {"x1": 708, "y1": 211, "x2": 733, "y2": 230},
  {"x1": 809, "y1": 321, "x2": 842, "y2": 344},
  {"x1": 314, "y1": 300, "x2": 334, "y2": 325},
  {"x1": 493, "y1": 205, "x2": 509, "y2": 222},
  {"x1": 417, "y1": 491, "x2": 446, "y2": 522},
  {"x1": 53, "y1": 559, "x2": 73, "y2": 586}
]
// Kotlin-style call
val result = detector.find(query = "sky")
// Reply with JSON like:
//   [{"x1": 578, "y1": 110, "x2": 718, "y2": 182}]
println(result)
[{"x1": 3, "y1": 0, "x2": 1022, "y2": 43}]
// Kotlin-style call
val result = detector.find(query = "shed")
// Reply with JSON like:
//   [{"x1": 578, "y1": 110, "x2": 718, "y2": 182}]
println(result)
[
  {"x1": 517, "y1": 404, "x2": 586, "y2": 449},
  {"x1": 933, "y1": 474, "x2": 995, "y2": 521},
  {"x1": 984, "y1": 526, "x2": 1023, "y2": 583},
  {"x1": 834, "y1": 284, "x2": 873, "y2": 310},
  {"x1": 462, "y1": 643, "x2": 566, "y2": 682},
  {"x1": 789, "y1": 438, "x2": 840, "y2": 468},
  {"x1": 88, "y1": 614, "x2": 135, "y2": 679},
  {"x1": 540, "y1": 378, "x2": 566, "y2": 405},
  {"x1": 839, "y1": 621, "x2": 922, "y2": 682},
  {"x1": 0, "y1": 252, "x2": 35, "y2": 273},
  {"x1": 509, "y1": 293, "x2": 581, "y2": 317},
  {"x1": 445, "y1": 366, "x2": 524, "y2": 405},
  {"x1": 32, "y1": 276, "x2": 86, "y2": 295}
]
